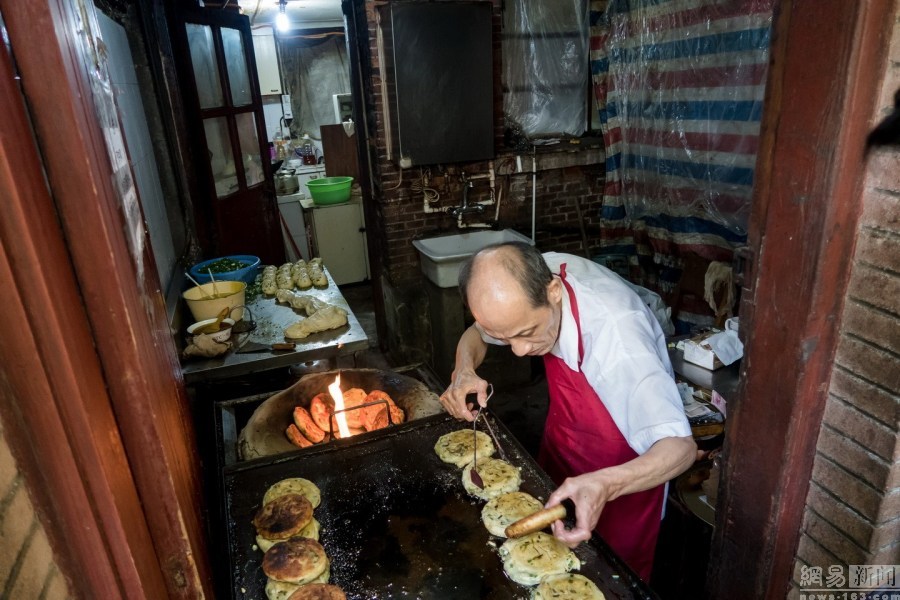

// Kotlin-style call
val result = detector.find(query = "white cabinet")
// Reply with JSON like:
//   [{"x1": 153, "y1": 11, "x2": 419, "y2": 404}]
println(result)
[
  {"x1": 304, "y1": 198, "x2": 369, "y2": 285},
  {"x1": 252, "y1": 28, "x2": 281, "y2": 95}
]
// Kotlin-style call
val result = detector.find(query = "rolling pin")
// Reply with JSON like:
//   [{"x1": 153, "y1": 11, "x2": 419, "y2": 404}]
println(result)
[{"x1": 505, "y1": 499, "x2": 575, "y2": 538}]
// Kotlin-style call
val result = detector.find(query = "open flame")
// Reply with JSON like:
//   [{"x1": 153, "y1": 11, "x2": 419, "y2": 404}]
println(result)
[{"x1": 328, "y1": 374, "x2": 352, "y2": 438}]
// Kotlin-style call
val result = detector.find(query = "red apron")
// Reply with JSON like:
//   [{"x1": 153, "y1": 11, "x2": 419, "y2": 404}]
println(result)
[{"x1": 537, "y1": 263, "x2": 664, "y2": 581}]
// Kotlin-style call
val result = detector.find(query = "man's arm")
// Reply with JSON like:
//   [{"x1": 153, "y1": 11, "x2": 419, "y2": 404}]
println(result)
[
  {"x1": 546, "y1": 435, "x2": 697, "y2": 547},
  {"x1": 439, "y1": 325, "x2": 491, "y2": 421}
]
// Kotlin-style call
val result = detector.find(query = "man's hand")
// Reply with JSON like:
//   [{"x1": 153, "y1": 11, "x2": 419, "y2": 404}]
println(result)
[
  {"x1": 544, "y1": 436, "x2": 697, "y2": 547},
  {"x1": 545, "y1": 470, "x2": 623, "y2": 547},
  {"x1": 439, "y1": 368, "x2": 489, "y2": 421}
]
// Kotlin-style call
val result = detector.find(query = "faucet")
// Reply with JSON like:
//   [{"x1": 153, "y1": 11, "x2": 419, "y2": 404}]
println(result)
[{"x1": 447, "y1": 176, "x2": 485, "y2": 218}]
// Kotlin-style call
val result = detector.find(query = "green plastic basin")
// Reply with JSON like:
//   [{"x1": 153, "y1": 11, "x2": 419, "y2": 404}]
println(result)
[{"x1": 307, "y1": 176, "x2": 353, "y2": 205}]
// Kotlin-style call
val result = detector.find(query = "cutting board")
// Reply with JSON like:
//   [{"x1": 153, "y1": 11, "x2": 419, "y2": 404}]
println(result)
[{"x1": 320, "y1": 123, "x2": 360, "y2": 179}]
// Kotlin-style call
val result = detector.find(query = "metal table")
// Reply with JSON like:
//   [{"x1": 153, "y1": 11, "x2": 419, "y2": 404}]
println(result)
[{"x1": 181, "y1": 267, "x2": 369, "y2": 383}]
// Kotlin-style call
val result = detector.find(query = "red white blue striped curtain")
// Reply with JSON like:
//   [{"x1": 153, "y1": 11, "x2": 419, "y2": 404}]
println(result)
[{"x1": 590, "y1": 0, "x2": 774, "y2": 329}]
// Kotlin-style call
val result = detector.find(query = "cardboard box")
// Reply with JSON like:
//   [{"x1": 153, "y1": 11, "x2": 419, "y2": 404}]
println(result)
[{"x1": 682, "y1": 333, "x2": 726, "y2": 370}]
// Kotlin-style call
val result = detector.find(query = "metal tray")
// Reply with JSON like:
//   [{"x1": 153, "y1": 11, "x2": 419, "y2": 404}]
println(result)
[{"x1": 223, "y1": 414, "x2": 656, "y2": 600}]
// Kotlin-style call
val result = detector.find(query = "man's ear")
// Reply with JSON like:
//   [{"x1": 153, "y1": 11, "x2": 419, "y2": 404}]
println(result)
[{"x1": 547, "y1": 276, "x2": 563, "y2": 305}]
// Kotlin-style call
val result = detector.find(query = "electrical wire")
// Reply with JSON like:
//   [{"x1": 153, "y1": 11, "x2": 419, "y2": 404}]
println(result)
[
  {"x1": 410, "y1": 168, "x2": 440, "y2": 203},
  {"x1": 384, "y1": 167, "x2": 403, "y2": 191}
]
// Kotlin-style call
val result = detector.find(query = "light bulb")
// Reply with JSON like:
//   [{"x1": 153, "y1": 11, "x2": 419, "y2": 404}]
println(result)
[{"x1": 275, "y1": 3, "x2": 290, "y2": 32}]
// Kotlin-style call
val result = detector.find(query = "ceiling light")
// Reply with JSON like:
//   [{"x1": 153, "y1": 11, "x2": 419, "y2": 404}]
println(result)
[{"x1": 275, "y1": 0, "x2": 290, "y2": 32}]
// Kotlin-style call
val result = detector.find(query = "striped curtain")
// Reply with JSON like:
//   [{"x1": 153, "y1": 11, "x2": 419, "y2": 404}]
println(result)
[{"x1": 590, "y1": 0, "x2": 774, "y2": 329}]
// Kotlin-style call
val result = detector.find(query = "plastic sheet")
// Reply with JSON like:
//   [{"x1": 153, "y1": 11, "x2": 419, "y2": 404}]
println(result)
[
  {"x1": 596, "y1": 0, "x2": 775, "y2": 236},
  {"x1": 502, "y1": 0, "x2": 589, "y2": 140},
  {"x1": 279, "y1": 35, "x2": 350, "y2": 141}
]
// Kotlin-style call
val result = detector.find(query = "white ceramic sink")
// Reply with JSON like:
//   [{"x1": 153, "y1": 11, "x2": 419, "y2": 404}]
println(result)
[{"x1": 412, "y1": 229, "x2": 534, "y2": 288}]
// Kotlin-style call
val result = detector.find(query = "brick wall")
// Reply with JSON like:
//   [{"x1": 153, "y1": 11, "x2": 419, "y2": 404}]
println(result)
[
  {"x1": 0, "y1": 425, "x2": 70, "y2": 599},
  {"x1": 790, "y1": 11, "x2": 900, "y2": 594}
]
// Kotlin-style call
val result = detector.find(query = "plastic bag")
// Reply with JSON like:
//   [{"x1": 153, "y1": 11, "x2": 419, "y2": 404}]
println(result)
[{"x1": 502, "y1": 0, "x2": 589, "y2": 138}]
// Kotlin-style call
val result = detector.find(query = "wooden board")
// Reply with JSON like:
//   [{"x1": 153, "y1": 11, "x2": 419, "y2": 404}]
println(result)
[{"x1": 321, "y1": 123, "x2": 360, "y2": 179}]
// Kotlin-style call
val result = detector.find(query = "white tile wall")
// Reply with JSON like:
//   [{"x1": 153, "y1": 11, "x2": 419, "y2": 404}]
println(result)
[{"x1": 98, "y1": 11, "x2": 177, "y2": 292}]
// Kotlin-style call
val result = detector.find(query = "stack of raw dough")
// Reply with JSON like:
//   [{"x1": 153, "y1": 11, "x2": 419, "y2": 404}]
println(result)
[
  {"x1": 434, "y1": 429, "x2": 604, "y2": 598},
  {"x1": 253, "y1": 478, "x2": 346, "y2": 600},
  {"x1": 261, "y1": 258, "x2": 329, "y2": 296}
]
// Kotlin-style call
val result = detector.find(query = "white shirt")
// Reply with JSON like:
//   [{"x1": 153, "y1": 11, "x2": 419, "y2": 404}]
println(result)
[{"x1": 478, "y1": 252, "x2": 691, "y2": 455}]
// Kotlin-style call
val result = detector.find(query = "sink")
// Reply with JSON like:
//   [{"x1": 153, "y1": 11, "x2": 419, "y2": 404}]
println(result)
[{"x1": 412, "y1": 229, "x2": 534, "y2": 288}]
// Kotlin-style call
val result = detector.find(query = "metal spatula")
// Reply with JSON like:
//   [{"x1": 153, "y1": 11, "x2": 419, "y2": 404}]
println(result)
[
  {"x1": 469, "y1": 383, "x2": 494, "y2": 489},
  {"x1": 470, "y1": 410, "x2": 485, "y2": 489}
]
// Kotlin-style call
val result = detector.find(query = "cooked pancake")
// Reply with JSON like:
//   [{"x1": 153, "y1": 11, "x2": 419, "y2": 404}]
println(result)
[
  {"x1": 532, "y1": 573, "x2": 605, "y2": 599},
  {"x1": 293, "y1": 407, "x2": 325, "y2": 443},
  {"x1": 263, "y1": 478, "x2": 322, "y2": 508},
  {"x1": 462, "y1": 458, "x2": 521, "y2": 500},
  {"x1": 257, "y1": 518, "x2": 321, "y2": 552},
  {"x1": 310, "y1": 559, "x2": 330, "y2": 583},
  {"x1": 482, "y1": 491, "x2": 544, "y2": 537},
  {"x1": 286, "y1": 583, "x2": 346, "y2": 600},
  {"x1": 499, "y1": 532, "x2": 580, "y2": 586},
  {"x1": 262, "y1": 538, "x2": 329, "y2": 584},
  {"x1": 340, "y1": 388, "x2": 368, "y2": 429},
  {"x1": 286, "y1": 424, "x2": 314, "y2": 449},
  {"x1": 254, "y1": 493, "x2": 313, "y2": 540},
  {"x1": 434, "y1": 429, "x2": 494, "y2": 468},
  {"x1": 265, "y1": 578, "x2": 300, "y2": 600},
  {"x1": 309, "y1": 394, "x2": 334, "y2": 433}
]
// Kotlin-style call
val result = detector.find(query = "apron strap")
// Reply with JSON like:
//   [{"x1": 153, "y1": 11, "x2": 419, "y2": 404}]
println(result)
[{"x1": 558, "y1": 263, "x2": 584, "y2": 367}]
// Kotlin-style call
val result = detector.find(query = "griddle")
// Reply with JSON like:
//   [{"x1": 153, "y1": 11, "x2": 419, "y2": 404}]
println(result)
[{"x1": 224, "y1": 413, "x2": 657, "y2": 600}]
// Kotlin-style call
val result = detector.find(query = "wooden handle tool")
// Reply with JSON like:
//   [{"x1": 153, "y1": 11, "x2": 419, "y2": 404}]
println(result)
[{"x1": 505, "y1": 502, "x2": 569, "y2": 538}]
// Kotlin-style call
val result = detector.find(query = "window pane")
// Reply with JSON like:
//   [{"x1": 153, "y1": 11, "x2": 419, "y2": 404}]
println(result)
[
  {"x1": 186, "y1": 24, "x2": 224, "y2": 109},
  {"x1": 222, "y1": 28, "x2": 252, "y2": 107},
  {"x1": 204, "y1": 117, "x2": 238, "y2": 197},
  {"x1": 236, "y1": 113, "x2": 263, "y2": 188}
]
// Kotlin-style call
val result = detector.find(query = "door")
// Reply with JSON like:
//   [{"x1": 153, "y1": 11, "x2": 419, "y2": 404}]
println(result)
[{"x1": 170, "y1": 6, "x2": 284, "y2": 264}]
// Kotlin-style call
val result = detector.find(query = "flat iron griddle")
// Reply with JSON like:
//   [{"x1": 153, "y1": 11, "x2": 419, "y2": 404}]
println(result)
[{"x1": 224, "y1": 414, "x2": 657, "y2": 600}]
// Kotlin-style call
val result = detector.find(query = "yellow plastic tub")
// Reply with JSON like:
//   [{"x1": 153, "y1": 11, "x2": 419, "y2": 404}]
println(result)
[{"x1": 183, "y1": 281, "x2": 246, "y2": 322}]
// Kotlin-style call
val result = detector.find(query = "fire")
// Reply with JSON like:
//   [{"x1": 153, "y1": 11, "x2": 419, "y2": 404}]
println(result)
[
  {"x1": 284, "y1": 383, "x2": 406, "y2": 449},
  {"x1": 328, "y1": 374, "x2": 352, "y2": 438}
]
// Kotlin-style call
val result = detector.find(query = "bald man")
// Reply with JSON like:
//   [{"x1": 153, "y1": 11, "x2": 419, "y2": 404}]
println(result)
[{"x1": 440, "y1": 242, "x2": 695, "y2": 580}]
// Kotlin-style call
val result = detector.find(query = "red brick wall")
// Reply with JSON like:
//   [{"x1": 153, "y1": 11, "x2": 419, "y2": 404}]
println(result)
[{"x1": 791, "y1": 10, "x2": 900, "y2": 593}]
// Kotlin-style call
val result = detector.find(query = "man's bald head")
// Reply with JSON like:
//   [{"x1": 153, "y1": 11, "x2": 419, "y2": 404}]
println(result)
[{"x1": 458, "y1": 242, "x2": 553, "y2": 309}]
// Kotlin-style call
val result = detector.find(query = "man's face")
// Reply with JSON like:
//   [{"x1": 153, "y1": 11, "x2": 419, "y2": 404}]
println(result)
[{"x1": 470, "y1": 277, "x2": 563, "y2": 357}]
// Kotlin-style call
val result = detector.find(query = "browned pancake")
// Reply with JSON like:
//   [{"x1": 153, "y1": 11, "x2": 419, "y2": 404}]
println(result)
[
  {"x1": 287, "y1": 584, "x2": 346, "y2": 600},
  {"x1": 263, "y1": 538, "x2": 329, "y2": 584},
  {"x1": 364, "y1": 407, "x2": 389, "y2": 431},
  {"x1": 253, "y1": 493, "x2": 313, "y2": 540}
]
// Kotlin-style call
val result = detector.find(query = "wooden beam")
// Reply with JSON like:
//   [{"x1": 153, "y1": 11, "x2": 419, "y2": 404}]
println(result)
[
  {"x1": 708, "y1": 0, "x2": 895, "y2": 597},
  {"x1": 0, "y1": 0, "x2": 215, "y2": 597},
  {"x1": 0, "y1": 27, "x2": 168, "y2": 599}
]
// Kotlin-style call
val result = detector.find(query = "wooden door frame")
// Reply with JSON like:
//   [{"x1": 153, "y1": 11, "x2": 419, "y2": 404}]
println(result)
[
  {"x1": 1, "y1": 0, "x2": 894, "y2": 598},
  {"x1": 708, "y1": 0, "x2": 895, "y2": 597},
  {"x1": 0, "y1": 0, "x2": 214, "y2": 597}
]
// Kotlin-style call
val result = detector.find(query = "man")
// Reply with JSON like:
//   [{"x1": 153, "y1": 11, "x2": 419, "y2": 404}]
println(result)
[{"x1": 440, "y1": 242, "x2": 696, "y2": 580}]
